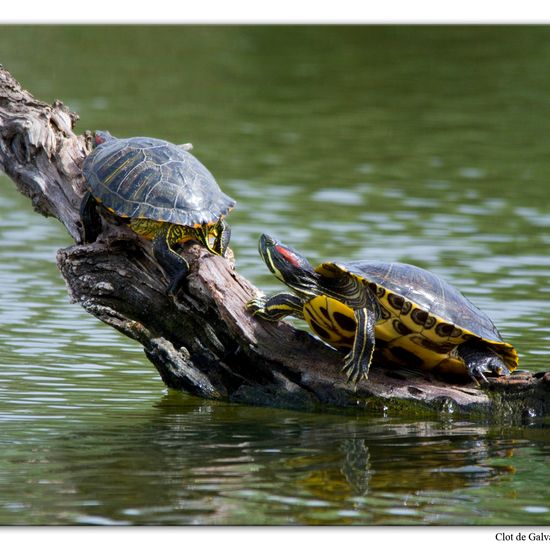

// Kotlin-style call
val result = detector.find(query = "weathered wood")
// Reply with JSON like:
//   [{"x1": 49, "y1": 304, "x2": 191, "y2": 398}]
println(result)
[{"x1": 1, "y1": 65, "x2": 549, "y2": 419}]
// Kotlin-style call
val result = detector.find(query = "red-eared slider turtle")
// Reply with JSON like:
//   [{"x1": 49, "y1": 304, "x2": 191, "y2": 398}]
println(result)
[
  {"x1": 81, "y1": 131, "x2": 236, "y2": 293},
  {"x1": 248, "y1": 234, "x2": 518, "y2": 385}
]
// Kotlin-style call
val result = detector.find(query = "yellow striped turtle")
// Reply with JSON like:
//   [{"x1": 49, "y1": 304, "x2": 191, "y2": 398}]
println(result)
[
  {"x1": 81, "y1": 131, "x2": 236, "y2": 294},
  {"x1": 248, "y1": 234, "x2": 518, "y2": 385}
]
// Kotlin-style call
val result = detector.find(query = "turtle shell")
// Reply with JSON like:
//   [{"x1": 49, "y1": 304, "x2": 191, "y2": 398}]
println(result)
[
  {"x1": 82, "y1": 136, "x2": 235, "y2": 227},
  {"x1": 306, "y1": 261, "x2": 518, "y2": 376}
]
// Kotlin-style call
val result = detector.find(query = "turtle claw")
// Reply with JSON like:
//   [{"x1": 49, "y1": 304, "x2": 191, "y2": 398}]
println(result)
[
  {"x1": 342, "y1": 353, "x2": 368, "y2": 387},
  {"x1": 166, "y1": 270, "x2": 189, "y2": 298},
  {"x1": 246, "y1": 296, "x2": 267, "y2": 316},
  {"x1": 467, "y1": 361, "x2": 510, "y2": 385},
  {"x1": 458, "y1": 342, "x2": 511, "y2": 385},
  {"x1": 468, "y1": 366, "x2": 489, "y2": 386}
]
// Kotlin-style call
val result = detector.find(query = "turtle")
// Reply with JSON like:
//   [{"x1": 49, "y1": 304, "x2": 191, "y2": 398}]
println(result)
[
  {"x1": 247, "y1": 234, "x2": 518, "y2": 385},
  {"x1": 80, "y1": 131, "x2": 236, "y2": 294}
]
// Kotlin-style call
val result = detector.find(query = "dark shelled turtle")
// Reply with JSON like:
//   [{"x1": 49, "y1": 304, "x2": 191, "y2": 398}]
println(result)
[
  {"x1": 248, "y1": 234, "x2": 518, "y2": 385},
  {"x1": 81, "y1": 131, "x2": 236, "y2": 293}
]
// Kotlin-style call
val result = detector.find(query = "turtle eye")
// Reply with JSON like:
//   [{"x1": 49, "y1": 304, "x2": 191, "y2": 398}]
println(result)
[{"x1": 275, "y1": 245, "x2": 302, "y2": 268}]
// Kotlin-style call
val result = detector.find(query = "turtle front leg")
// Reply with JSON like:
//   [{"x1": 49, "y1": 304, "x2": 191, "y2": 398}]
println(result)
[
  {"x1": 213, "y1": 219, "x2": 231, "y2": 257},
  {"x1": 79, "y1": 191, "x2": 102, "y2": 243},
  {"x1": 324, "y1": 275, "x2": 379, "y2": 386},
  {"x1": 457, "y1": 342, "x2": 510, "y2": 384},
  {"x1": 341, "y1": 306, "x2": 377, "y2": 386},
  {"x1": 191, "y1": 221, "x2": 231, "y2": 258},
  {"x1": 247, "y1": 292, "x2": 305, "y2": 321},
  {"x1": 153, "y1": 225, "x2": 190, "y2": 296}
]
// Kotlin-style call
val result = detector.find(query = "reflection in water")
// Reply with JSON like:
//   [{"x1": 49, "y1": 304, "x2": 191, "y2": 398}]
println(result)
[
  {"x1": 0, "y1": 392, "x2": 539, "y2": 525},
  {"x1": 1, "y1": 26, "x2": 550, "y2": 525},
  {"x1": 340, "y1": 439, "x2": 372, "y2": 496}
]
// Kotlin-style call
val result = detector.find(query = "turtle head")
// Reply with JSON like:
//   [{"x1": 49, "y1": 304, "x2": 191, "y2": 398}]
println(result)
[
  {"x1": 258, "y1": 234, "x2": 319, "y2": 297},
  {"x1": 93, "y1": 130, "x2": 113, "y2": 147}
]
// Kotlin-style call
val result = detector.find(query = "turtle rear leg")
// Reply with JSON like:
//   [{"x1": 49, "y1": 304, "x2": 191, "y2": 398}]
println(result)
[
  {"x1": 457, "y1": 342, "x2": 510, "y2": 384},
  {"x1": 80, "y1": 191, "x2": 102, "y2": 243},
  {"x1": 153, "y1": 225, "x2": 190, "y2": 296}
]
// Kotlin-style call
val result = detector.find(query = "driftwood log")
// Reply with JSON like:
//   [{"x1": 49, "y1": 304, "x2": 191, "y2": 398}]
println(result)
[{"x1": 1, "y1": 66, "x2": 549, "y2": 420}]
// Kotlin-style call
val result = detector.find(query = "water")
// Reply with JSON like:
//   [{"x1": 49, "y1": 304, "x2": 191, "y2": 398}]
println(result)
[{"x1": 1, "y1": 25, "x2": 550, "y2": 525}]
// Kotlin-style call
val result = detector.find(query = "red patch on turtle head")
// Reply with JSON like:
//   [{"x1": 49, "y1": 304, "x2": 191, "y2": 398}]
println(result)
[
  {"x1": 275, "y1": 245, "x2": 302, "y2": 267},
  {"x1": 95, "y1": 134, "x2": 106, "y2": 146}
]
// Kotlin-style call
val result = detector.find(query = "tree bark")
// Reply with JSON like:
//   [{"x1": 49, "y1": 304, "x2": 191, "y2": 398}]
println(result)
[{"x1": 1, "y1": 66, "x2": 548, "y2": 419}]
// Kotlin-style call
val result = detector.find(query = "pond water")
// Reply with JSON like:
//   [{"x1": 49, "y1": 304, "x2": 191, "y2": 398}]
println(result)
[{"x1": 1, "y1": 25, "x2": 550, "y2": 526}]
